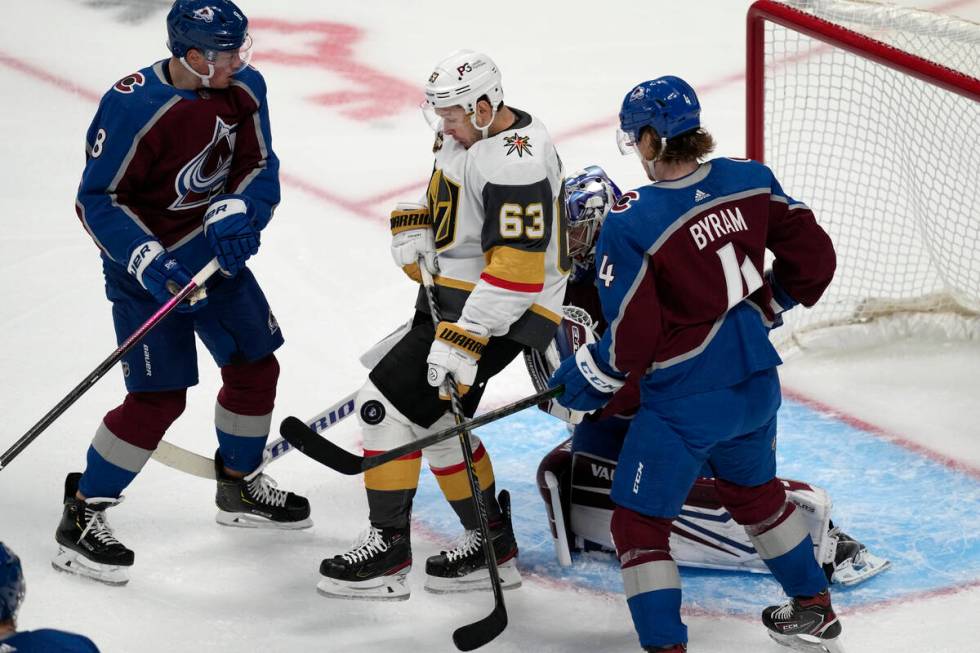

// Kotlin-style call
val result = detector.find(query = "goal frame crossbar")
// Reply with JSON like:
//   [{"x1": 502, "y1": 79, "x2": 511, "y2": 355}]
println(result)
[{"x1": 746, "y1": 0, "x2": 980, "y2": 163}]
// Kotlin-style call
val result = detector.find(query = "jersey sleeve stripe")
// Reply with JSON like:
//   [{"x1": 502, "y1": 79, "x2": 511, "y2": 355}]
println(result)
[
  {"x1": 481, "y1": 246, "x2": 545, "y2": 290},
  {"x1": 480, "y1": 273, "x2": 544, "y2": 293}
]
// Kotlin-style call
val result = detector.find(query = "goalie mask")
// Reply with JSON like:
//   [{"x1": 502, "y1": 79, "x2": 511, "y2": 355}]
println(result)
[
  {"x1": 564, "y1": 166, "x2": 622, "y2": 281},
  {"x1": 422, "y1": 50, "x2": 504, "y2": 138}
]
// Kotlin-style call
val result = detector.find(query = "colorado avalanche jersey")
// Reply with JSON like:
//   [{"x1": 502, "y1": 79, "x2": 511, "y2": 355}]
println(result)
[
  {"x1": 415, "y1": 108, "x2": 568, "y2": 349},
  {"x1": 74, "y1": 60, "x2": 280, "y2": 275},
  {"x1": 592, "y1": 158, "x2": 835, "y2": 399},
  {"x1": 0, "y1": 629, "x2": 100, "y2": 652}
]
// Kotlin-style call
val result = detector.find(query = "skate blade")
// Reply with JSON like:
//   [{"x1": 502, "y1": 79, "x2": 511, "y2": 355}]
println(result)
[
  {"x1": 215, "y1": 510, "x2": 313, "y2": 530},
  {"x1": 833, "y1": 552, "x2": 891, "y2": 586},
  {"x1": 768, "y1": 631, "x2": 846, "y2": 653},
  {"x1": 316, "y1": 573, "x2": 411, "y2": 601},
  {"x1": 423, "y1": 558, "x2": 522, "y2": 594},
  {"x1": 51, "y1": 547, "x2": 130, "y2": 586}
]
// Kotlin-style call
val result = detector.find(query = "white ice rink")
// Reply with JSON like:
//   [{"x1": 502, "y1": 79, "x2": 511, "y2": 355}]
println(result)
[{"x1": 1, "y1": 1, "x2": 978, "y2": 651}]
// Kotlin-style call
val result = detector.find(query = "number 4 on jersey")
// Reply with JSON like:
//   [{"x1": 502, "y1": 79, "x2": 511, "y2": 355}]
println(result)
[
  {"x1": 716, "y1": 242, "x2": 763, "y2": 309},
  {"x1": 598, "y1": 254, "x2": 615, "y2": 287}
]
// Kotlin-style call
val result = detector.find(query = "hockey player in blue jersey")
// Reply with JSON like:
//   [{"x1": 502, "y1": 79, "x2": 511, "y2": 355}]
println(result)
[
  {"x1": 55, "y1": 0, "x2": 310, "y2": 586},
  {"x1": 1, "y1": 543, "x2": 100, "y2": 652},
  {"x1": 549, "y1": 77, "x2": 842, "y2": 652}
]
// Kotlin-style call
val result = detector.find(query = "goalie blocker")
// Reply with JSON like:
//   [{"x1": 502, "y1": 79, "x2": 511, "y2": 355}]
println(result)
[{"x1": 536, "y1": 434, "x2": 890, "y2": 586}]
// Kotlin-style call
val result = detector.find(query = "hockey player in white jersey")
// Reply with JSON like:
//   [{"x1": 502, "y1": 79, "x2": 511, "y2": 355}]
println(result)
[{"x1": 316, "y1": 50, "x2": 568, "y2": 600}]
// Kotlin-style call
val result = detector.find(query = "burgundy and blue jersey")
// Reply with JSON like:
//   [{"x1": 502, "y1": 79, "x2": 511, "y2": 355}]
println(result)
[
  {"x1": 0, "y1": 628, "x2": 100, "y2": 652},
  {"x1": 74, "y1": 60, "x2": 280, "y2": 275},
  {"x1": 591, "y1": 157, "x2": 835, "y2": 400}
]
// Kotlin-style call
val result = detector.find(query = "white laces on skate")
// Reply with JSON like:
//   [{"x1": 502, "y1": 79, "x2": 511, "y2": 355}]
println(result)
[
  {"x1": 771, "y1": 599, "x2": 797, "y2": 621},
  {"x1": 79, "y1": 496, "x2": 124, "y2": 547},
  {"x1": 245, "y1": 473, "x2": 288, "y2": 508},
  {"x1": 340, "y1": 527, "x2": 389, "y2": 564},
  {"x1": 445, "y1": 529, "x2": 483, "y2": 563}
]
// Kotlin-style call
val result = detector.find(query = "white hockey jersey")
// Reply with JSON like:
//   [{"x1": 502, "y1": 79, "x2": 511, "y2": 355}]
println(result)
[{"x1": 416, "y1": 108, "x2": 569, "y2": 350}]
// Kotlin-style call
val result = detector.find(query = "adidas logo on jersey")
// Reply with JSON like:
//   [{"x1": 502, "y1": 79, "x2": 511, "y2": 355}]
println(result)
[{"x1": 694, "y1": 189, "x2": 711, "y2": 202}]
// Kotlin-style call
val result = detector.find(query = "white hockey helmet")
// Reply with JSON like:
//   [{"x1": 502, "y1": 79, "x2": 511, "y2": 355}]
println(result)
[{"x1": 422, "y1": 50, "x2": 503, "y2": 134}]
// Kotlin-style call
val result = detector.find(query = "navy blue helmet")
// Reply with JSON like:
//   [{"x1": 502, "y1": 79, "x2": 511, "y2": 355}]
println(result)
[
  {"x1": 0, "y1": 543, "x2": 25, "y2": 623},
  {"x1": 618, "y1": 76, "x2": 701, "y2": 152},
  {"x1": 166, "y1": 0, "x2": 249, "y2": 59}
]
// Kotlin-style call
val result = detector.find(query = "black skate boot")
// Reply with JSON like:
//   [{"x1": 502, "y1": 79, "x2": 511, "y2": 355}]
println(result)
[
  {"x1": 317, "y1": 526, "x2": 412, "y2": 600},
  {"x1": 644, "y1": 645, "x2": 686, "y2": 653},
  {"x1": 214, "y1": 450, "x2": 312, "y2": 529},
  {"x1": 424, "y1": 489, "x2": 521, "y2": 593},
  {"x1": 762, "y1": 589, "x2": 844, "y2": 653},
  {"x1": 822, "y1": 524, "x2": 891, "y2": 586},
  {"x1": 52, "y1": 472, "x2": 134, "y2": 586}
]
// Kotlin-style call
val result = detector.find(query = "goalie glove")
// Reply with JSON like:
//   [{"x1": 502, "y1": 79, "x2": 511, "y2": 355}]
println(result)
[
  {"x1": 390, "y1": 202, "x2": 437, "y2": 283},
  {"x1": 427, "y1": 320, "x2": 489, "y2": 399},
  {"x1": 524, "y1": 305, "x2": 597, "y2": 424}
]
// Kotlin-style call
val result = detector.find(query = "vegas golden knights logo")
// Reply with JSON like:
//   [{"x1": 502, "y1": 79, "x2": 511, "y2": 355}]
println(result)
[{"x1": 427, "y1": 169, "x2": 461, "y2": 250}]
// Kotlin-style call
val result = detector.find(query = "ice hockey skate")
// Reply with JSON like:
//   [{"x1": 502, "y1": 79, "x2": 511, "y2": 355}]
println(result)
[
  {"x1": 762, "y1": 590, "x2": 845, "y2": 653},
  {"x1": 823, "y1": 525, "x2": 890, "y2": 586},
  {"x1": 52, "y1": 472, "x2": 134, "y2": 586},
  {"x1": 317, "y1": 526, "x2": 412, "y2": 601},
  {"x1": 214, "y1": 450, "x2": 312, "y2": 529},
  {"x1": 424, "y1": 490, "x2": 521, "y2": 594}
]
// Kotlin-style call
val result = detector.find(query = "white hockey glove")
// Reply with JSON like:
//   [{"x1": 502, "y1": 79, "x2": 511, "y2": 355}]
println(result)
[
  {"x1": 390, "y1": 202, "x2": 437, "y2": 283},
  {"x1": 427, "y1": 320, "x2": 489, "y2": 399}
]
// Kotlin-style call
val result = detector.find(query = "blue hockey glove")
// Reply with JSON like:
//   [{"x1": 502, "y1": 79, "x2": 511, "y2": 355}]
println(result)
[
  {"x1": 548, "y1": 343, "x2": 625, "y2": 412},
  {"x1": 204, "y1": 194, "x2": 260, "y2": 277},
  {"x1": 766, "y1": 269, "x2": 798, "y2": 329},
  {"x1": 127, "y1": 238, "x2": 206, "y2": 313}
]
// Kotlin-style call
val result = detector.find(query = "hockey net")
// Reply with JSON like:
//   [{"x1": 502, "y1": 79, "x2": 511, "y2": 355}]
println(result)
[{"x1": 747, "y1": 0, "x2": 980, "y2": 351}]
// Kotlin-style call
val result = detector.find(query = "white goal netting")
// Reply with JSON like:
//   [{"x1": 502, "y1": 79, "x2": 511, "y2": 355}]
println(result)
[{"x1": 752, "y1": 0, "x2": 980, "y2": 350}]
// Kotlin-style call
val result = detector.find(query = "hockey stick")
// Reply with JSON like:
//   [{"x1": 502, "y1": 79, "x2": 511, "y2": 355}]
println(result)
[
  {"x1": 418, "y1": 265, "x2": 508, "y2": 651},
  {"x1": 150, "y1": 391, "x2": 358, "y2": 479},
  {"x1": 0, "y1": 259, "x2": 221, "y2": 472},
  {"x1": 279, "y1": 386, "x2": 562, "y2": 475}
]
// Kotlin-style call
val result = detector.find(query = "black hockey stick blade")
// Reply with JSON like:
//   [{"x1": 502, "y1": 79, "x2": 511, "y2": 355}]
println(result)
[
  {"x1": 278, "y1": 386, "x2": 564, "y2": 476},
  {"x1": 453, "y1": 601, "x2": 508, "y2": 651},
  {"x1": 278, "y1": 416, "x2": 363, "y2": 475}
]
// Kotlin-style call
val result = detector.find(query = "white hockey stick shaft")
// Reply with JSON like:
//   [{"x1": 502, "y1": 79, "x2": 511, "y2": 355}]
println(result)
[{"x1": 150, "y1": 390, "x2": 358, "y2": 480}]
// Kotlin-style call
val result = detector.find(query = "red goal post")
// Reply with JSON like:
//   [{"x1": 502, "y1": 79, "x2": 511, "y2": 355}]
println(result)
[{"x1": 745, "y1": 0, "x2": 980, "y2": 350}]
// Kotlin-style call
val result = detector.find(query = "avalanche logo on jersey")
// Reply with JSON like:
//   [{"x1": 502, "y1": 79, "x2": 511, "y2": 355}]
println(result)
[
  {"x1": 169, "y1": 116, "x2": 237, "y2": 210},
  {"x1": 503, "y1": 133, "x2": 532, "y2": 158},
  {"x1": 113, "y1": 71, "x2": 146, "y2": 94}
]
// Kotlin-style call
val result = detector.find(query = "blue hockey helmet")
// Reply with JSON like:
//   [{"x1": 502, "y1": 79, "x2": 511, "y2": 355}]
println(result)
[
  {"x1": 564, "y1": 166, "x2": 622, "y2": 267},
  {"x1": 0, "y1": 543, "x2": 26, "y2": 624},
  {"x1": 617, "y1": 76, "x2": 701, "y2": 154},
  {"x1": 166, "y1": 0, "x2": 249, "y2": 59}
]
